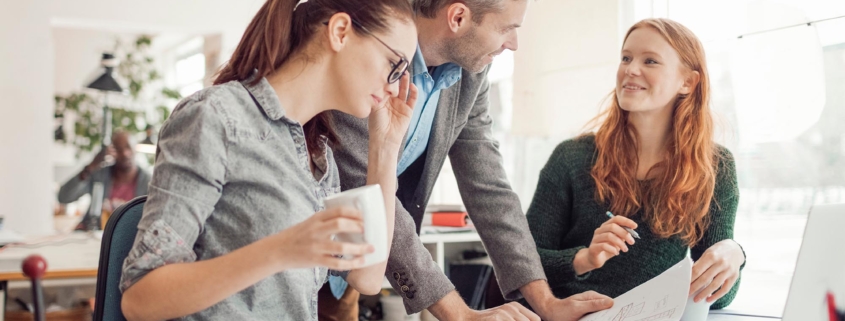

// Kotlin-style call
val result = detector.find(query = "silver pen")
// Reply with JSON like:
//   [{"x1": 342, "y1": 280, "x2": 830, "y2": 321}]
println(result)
[{"x1": 606, "y1": 211, "x2": 640, "y2": 239}]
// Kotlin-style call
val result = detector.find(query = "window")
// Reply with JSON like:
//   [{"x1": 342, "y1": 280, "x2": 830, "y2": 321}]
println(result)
[
  {"x1": 173, "y1": 37, "x2": 206, "y2": 98},
  {"x1": 175, "y1": 52, "x2": 205, "y2": 97}
]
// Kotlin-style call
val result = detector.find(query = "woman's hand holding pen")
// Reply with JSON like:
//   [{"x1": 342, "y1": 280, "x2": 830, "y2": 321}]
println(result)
[{"x1": 573, "y1": 215, "x2": 638, "y2": 275}]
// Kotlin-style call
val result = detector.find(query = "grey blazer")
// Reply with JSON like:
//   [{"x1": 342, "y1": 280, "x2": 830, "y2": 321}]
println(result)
[
  {"x1": 331, "y1": 65, "x2": 546, "y2": 313},
  {"x1": 58, "y1": 165, "x2": 151, "y2": 205}
]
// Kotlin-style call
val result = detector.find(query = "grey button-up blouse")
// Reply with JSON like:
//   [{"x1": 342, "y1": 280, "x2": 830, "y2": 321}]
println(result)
[{"x1": 120, "y1": 74, "x2": 343, "y2": 320}]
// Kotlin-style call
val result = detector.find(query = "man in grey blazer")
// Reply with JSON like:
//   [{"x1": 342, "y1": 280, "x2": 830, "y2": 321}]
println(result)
[{"x1": 320, "y1": 0, "x2": 615, "y2": 320}]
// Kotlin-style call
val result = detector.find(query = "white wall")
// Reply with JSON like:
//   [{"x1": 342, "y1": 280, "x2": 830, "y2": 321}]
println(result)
[
  {"x1": 47, "y1": 0, "x2": 264, "y2": 59},
  {"x1": 512, "y1": 0, "x2": 621, "y2": 139},
  {"x1": 504, "y1": 0, "x2": 622, "y2": 210},
  {"x1": 0, "y1": 0, "x2": 264, "y2": 235},
  {"x1": 53, "y1": 29, "x2": 121, "y2": 96},
  {"x1": 0, "y1": 3, "x2": 56, "y2": 235}
]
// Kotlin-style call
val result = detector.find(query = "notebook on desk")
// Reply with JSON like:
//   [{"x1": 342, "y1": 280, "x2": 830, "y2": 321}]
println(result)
[
  {"x1": 0, "y1": 230, "x2": 24, "y2": 246},
  {"x1": 782, "y1": 203, "x2": 845, "y2": 321}
]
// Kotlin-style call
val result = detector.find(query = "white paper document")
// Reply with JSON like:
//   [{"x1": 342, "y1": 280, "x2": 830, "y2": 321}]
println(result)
[{"x1": 579, "y1": 257, "x2": 711, "y2": 321}]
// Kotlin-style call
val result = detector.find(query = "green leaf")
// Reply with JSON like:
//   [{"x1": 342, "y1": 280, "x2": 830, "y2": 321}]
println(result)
[
  {"x1": 161, "y1": 88, "x2": 182, "y2": 100},
  {"x1": 129, "y1": 80, "x2": 142, "y2": 98},
  {"x1": 156, "y1": 105, "x2": 171, "y2": 122},
  {"x1": 136, "y1": 35, "x2": 152, "y2": 48}
]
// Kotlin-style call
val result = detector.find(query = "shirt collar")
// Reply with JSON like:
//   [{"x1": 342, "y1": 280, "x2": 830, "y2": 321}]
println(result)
[
  {"x1": 411, "y1": 46, "x2": 463, "y2": 88},
  {"x1": 411, "y1": 45, "x2": 428, "y2": 77},
  {"x1": 240, "y1": 70, "x2": 286, "y2": 121},
  {"x1": 436, "y1": 63, "x2": 463, "y2": 89}
]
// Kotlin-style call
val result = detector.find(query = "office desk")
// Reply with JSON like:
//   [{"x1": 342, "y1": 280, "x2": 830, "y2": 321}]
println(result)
[
  {"x1": 394, "y1": 230, "x2": 789, "y2": 321},
  {"x1": 708, "y1": 312, "x2": 781, "y2": 320},
  {"x1": 0, "y1": 232, "x2": 100, "y2": 280},
  {"x1": 0, "y1": 233, "x2": 101, "y2": 321}
]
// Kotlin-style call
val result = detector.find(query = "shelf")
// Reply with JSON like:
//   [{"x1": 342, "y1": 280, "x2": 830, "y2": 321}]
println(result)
[{"x1": 419, "y1": 231, "x2": 481, "y2": 244}]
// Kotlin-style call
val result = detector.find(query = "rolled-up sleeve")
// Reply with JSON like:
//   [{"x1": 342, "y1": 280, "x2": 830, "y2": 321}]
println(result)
[{"x1": 120, "y1": 92, "x2": 230, "y2": 293}]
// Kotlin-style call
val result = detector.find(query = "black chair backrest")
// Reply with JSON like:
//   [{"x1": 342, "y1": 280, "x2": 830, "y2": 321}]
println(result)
[{"x1": 93, "y1": 196, "x2": 146, "y2": 321}]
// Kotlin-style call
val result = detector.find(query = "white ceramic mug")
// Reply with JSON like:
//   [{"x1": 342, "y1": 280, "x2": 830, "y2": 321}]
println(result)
[
  {"x1": 323, "y1": 184, "x2": 388, "y2": 267},
  {"x1": 682, "y1": 283, "x2": 714, "y2": 321}
]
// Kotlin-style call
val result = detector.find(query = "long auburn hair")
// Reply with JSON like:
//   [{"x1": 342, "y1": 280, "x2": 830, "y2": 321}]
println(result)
[
  {"x1": 214, "y1": 0, "x2": 414, "y2": 148},
  {"x1": 590, "y1": 18, "x2": 717, "y2": 247}
]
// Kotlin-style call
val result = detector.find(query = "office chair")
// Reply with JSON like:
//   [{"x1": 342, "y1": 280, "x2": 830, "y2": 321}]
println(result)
[{"x1": 93, "y1": 196, "x2": 146, "y2": 321}]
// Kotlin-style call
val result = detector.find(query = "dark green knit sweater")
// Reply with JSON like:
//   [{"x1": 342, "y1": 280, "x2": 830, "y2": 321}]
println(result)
[{"x1": 526, "y1": 135, "x2": 742, "y2": 310}]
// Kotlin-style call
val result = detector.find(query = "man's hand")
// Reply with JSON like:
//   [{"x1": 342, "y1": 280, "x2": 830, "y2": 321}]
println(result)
[
  {"x1": 428, "y1": 291, "x2": 541, "y2": 321},
  {"x1": 80, "y1": 146, "x2": 116, "y2": 180},
  {"x1": 521, "y1": 280, "x2": 613, "y2": 321},
  {"x1": 533, "y1": 291, "x2": 613, "y2": 321}
]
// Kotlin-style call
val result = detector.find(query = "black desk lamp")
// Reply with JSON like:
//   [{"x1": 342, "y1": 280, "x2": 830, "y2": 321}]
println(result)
[
  {"x1": 79, "y1": 53, "x2": 123, "y2": 231},
  {"x1": 87, "y1": 53, "x2": 123, "y2": 148}
]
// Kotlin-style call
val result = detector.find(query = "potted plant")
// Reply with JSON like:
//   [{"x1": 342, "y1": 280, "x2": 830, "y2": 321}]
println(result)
[{"x1": 54, "y1": 35, "x2": 181, "y2": 157}]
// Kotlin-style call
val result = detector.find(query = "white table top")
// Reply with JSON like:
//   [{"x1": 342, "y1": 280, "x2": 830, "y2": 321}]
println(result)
[
  {"x1": 0, "y1": 232, "x2": 101, "y2": 281},
  {"x1": 707, "y1": 313, "x2": 781, "y2": 320}
]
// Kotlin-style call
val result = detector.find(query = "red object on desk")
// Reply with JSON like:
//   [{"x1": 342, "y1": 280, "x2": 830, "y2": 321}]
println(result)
[
  {"x1": 432, "y1": 212, "x2": 468, "y2": 227},
  {"x1": 22, "y1": 256, "x2": 46, "y2": 279},
  {"x1": 22, "y1": 255, "x2": 47, "y2": 321}
]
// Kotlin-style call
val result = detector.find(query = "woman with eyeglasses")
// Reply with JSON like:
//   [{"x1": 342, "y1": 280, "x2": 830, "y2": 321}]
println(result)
[{"x1": 118, "y1": 0, "x2": 417, "y2": 320}]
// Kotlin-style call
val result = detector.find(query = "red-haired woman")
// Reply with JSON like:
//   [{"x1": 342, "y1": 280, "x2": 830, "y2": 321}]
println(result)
[{"x1": 526, "y1": 18, "x2": 745, "y2": 310}]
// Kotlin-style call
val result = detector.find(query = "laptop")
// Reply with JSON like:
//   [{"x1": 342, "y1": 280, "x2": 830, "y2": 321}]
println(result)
[{"x1": 782, "y1": 203, "x2": 845, "y2": 321}]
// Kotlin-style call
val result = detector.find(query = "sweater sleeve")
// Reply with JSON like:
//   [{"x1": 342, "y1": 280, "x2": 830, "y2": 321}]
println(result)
[
  {"x1": 58, "y1": 168, "x2": 99, "y2": 204},
  {"x1": 526, "y1": 143, "x2": 591, "y2": 287},
  {"x1": 691, "y1": 147, "x2": 743, "y2": 309}
]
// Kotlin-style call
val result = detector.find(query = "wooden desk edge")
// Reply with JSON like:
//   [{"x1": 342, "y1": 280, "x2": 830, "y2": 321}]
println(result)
[{"x1": 0, "y1": 269, "x2": 97, "y2": 282}]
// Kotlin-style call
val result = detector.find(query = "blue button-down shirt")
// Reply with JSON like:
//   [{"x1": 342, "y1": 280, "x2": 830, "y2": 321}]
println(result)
[
  {"x1": 397, "y1": 46, "x2": 463, "y2": 175},
  {"x1": 328, "y1": 47, "x2": 463, "y2": 299}
]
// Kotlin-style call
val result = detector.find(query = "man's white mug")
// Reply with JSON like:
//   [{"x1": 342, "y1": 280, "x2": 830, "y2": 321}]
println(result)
[{"x1": 323, "y1": 184, "x2": 388, "y2": 267}]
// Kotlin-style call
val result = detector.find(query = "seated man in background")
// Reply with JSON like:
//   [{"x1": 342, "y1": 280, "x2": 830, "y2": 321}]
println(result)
[{"x1": 58, "y1": 130, "x2": 151, "y2": 228}]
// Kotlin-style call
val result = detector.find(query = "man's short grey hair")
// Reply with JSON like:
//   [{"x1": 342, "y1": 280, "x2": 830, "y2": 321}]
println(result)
[{"x1": 413, "y1": 0, "x2": 509, "y2": 23}]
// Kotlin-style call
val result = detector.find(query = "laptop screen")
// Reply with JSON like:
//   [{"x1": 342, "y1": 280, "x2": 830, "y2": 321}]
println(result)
[{"x1": 782, "y1": 204, "x2": 845, "y2": 321}]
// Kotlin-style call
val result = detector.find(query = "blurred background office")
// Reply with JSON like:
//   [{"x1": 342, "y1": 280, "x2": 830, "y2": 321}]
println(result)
[{"x1": 0, "y1": 0, "x2": 843, "y2": 319}]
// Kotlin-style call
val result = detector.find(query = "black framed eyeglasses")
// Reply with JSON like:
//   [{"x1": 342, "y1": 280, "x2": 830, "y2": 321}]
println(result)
[{"x1": 323, "y1": 20, "x2": 410, "y2": 84}]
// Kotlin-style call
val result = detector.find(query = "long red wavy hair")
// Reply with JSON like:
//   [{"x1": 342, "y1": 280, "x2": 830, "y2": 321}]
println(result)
[{"x1": 590, "y1": 18, "x2": 717, "y2": 247}]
